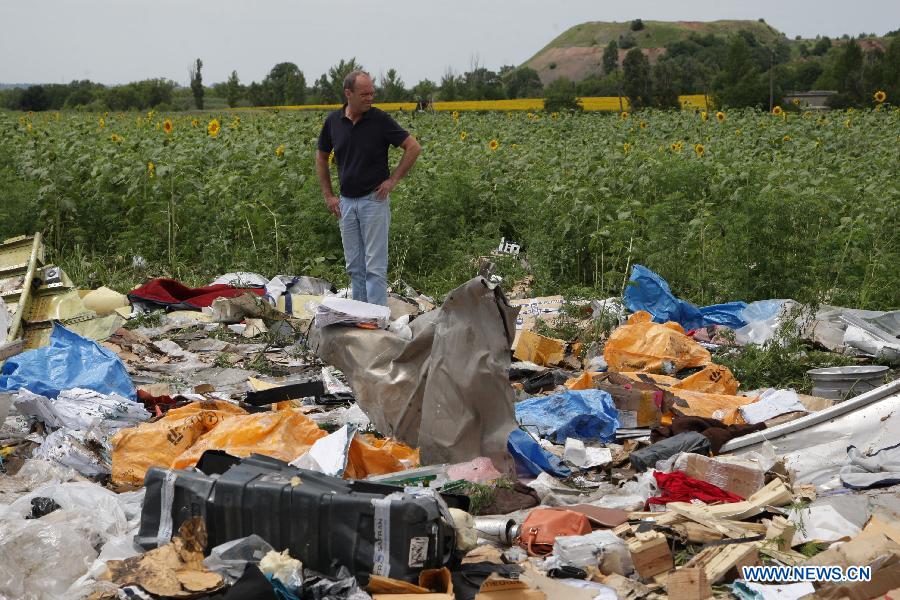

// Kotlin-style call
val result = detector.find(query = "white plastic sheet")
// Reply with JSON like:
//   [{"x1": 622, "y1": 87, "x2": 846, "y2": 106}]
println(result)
[
  {"x1": 788, "y1": 504, "x2": 861, "y2": 545},
  {"x1": 739, "y1": 389, "x2": 807, "y2": 424},
  {"x1": 13, "y1": 387, "x2": 150, "y2": 432},
  {"x1": 315, "y1": 297, "x2": 391, "y2": 329},
  {"x1": 290, "y1": 425, "x2": 355, "y2": 476}
]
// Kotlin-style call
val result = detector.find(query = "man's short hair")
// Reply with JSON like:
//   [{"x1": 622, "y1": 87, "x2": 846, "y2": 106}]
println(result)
[{"x1": 343, "y1": 70, "x2": 372, "y2": 92}]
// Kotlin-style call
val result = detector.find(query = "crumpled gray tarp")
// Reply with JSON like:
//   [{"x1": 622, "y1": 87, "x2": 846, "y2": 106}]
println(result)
[
  {"x1": 840, "y1": 442, "x2": 900, "y2": 490},
  {"x1": 311, "y1": 277, "x2": 518, "y2": 471}
]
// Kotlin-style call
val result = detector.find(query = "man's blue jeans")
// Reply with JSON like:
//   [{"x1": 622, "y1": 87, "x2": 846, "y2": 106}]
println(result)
[{"x1": 339, "y1": 192, "x2": 390, "y2": 306}]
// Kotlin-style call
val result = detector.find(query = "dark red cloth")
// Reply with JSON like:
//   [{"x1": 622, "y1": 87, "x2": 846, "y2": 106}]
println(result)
[
  {"x1": 128, "y1": 278, "x2": 264, "y2": 310},
  {"x1": 646, "y1": 470, "x2": 744, "y2": 507}
]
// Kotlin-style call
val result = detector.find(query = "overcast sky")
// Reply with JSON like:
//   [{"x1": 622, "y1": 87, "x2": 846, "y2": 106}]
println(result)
[{"x1": 2, "y1": 0, "x2": 897, "y2": 86}]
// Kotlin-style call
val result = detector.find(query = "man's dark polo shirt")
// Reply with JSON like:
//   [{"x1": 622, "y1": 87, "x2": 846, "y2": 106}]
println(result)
[{"x1": 317, "y1": 106, "x2": 410, "y2": 198}]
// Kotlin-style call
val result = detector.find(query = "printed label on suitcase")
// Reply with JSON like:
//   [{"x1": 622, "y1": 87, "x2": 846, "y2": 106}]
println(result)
[{"x1": 408, "y1": 536, "x2": 429, "y2": 568}]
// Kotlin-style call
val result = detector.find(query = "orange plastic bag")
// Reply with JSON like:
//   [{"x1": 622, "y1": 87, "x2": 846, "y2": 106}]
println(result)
[
  {"x1": 604, "y1": 311, "x2": 711, "y2": 374},
  {"x1": 669, "y1": 389, "x2": 759, "y2": 425},
  {"x1": 361, "y1": 434, "x2": 421, "y2": 467},
  {"x1": 111, "y1": 400, "x2": 247, "y2": 487},
  {"x1": 671, "y1": 364, "x2": 740, "y2": 395},
  {"x1": 172, "y1": 408, "x2": 327, "y2": 470}
]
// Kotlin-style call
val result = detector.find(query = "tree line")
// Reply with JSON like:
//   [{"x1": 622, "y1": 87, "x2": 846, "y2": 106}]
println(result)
[{"x1": 3, "y1": 29, "x2": 898, "y2": 113}]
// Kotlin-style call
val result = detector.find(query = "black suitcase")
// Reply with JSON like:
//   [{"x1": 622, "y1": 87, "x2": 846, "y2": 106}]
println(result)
[{"x1": 136, "y1": 454, "x2": 457, "y2": 582}]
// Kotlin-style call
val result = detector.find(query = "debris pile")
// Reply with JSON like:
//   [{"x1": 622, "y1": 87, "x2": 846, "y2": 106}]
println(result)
[{"x1": 1, "y1": 233, "x2": 898, "y2": 599}]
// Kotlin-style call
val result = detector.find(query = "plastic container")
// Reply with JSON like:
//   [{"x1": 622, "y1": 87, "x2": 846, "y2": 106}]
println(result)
[
  {"x1": 808, "y1": 365, "x2": 889, "y2": 401},
  {"x1": 137, "y1": 454, "x2": 456, "y2": 583}
]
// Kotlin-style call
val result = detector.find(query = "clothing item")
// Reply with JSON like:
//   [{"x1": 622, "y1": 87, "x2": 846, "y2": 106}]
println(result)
[
  {"x1": 651, "y1": 415, "x2": 766, "y2": 454},
  {"x1": 629, "y1": 431, "x2": 711, "y2": 472},
  {"x1": 318, "y1": 106, "x2": 410, "y2": 197},
  {"x1": 128, "y1": 278, "x2": 264, "y2": 311},
  {"x1": 339, "y1": 193, "x2": 390, "y2": 306},
  {"x1": 647, "y1": 470, "x2": 744, "y2": 506}
]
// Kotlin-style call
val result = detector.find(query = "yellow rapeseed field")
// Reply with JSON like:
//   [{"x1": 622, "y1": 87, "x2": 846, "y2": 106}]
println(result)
[{"x1": 259, "y1": 95, "x2": 710, "y2": 112}]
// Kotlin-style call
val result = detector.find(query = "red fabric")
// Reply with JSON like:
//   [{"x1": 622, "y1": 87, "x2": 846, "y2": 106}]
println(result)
[
  {"x1": 646, "y1": 470, "x2": 744, "y2": 507},
  {"x1": 128, "y1": 278, "x2": 264, "y2": 309}
]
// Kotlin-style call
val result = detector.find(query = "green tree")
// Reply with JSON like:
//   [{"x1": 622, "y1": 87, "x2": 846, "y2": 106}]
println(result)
[
  {"x1": 603, "y1": 40, "x2": 619, "y2": 75},
  {"x1": 812, "y1": 37, "x2": 832, "y2": 56},
  {"x1": 439, "y1": 69, "x2": 461, "y2": 100},
  {"x1": 189, "y1": 58, "x2": 204, "y2": 110},
  {"x1": 652, "y1": 61, "x2": 680, "y2": 108},
  {"x1": 411, "y1": 78, "x2": 437, "y2": 101},
  {"x1": 380, "y1": 68, "x2": 408, "y2": 102},
  {"x1": 264, "y1": 62, "x2": 306, "y2": 105},
  {"x1": 462, "y1": 67, "x2": 503, "y2": 100},
  {"x1": 713, "y1": 36, "x2": 769, "y2": 108},
  {"x1": 622, "y1": 48, "x2": 652, "y2": 108},
  {"x1": 328, "y1": 58, "x2": 364, "y2": 101},
  {"x1": 543, "y1": 77, "x2": 580, "y2": 112},
  {"x1": 310, "y1": 74, "x2": 335, "y2": 104},
  {"x1": 225, "y1": 70, "x2": 242, "y2": 107},
  {"x1": 502, "y1": 67, "x2": 543, "y2": 98},
  {"x1": 631, "y1": 19, "x2": 645, "y2": 32},
  {"x1": 19, "y1": 85, "x2": 49, "y2": 111}
]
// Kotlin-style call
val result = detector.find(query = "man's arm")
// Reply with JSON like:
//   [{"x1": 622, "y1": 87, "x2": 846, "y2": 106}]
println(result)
[
  {"x1": 374, "y1": 136, "x2": 421, "y2": 200},
  {"x1": 316, "y1": 150, "x2": 340, "y2": 218}
]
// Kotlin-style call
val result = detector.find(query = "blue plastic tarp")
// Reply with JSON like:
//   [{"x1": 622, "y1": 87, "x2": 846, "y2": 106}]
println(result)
[
  {"x1": 699, "y1": 302, "x2": 750, "y2": 329},
  {"x1": 624, "y1": 264, "x2": 749, "y2": 330},
  {"x1": 514, "y1": 389, "x2": 619, "y2": 444},
  {"x1": 507, "y1": 428, "x2": 572, "y2": 478},
  {"x1": 0, "y1": 323, "x2": 137, "y2": 401}
]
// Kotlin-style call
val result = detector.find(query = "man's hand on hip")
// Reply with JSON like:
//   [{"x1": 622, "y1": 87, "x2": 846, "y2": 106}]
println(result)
[
  {"x1": 374, "y1": 178, "x2": 397, "y2": 201},
  {"x1": 325, "y1": 194, "x2": 341, "y2": 218}
]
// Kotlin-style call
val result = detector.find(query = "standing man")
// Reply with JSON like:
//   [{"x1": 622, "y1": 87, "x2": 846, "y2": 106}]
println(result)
[{"x1": 316, "y1": 70, "x2": 421, "y2": 307}]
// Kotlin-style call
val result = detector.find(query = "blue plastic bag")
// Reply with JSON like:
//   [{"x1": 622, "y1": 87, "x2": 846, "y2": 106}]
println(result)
[
  {"x1": 514, "y1": 389, "x2": 619, "y2": 444},
  {"x1": 0, "y1": 323, "x2": 137, "y2": 401},
  {"x1": 624, "y1": 265, "x2": 749, "y2": 330},
  {"x1": 507, "y1": 428, "x2": 572, "y2": 478}
]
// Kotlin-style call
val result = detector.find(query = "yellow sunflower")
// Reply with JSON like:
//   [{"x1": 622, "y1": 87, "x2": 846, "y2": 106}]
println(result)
[
  {"x1": 207, "y1": 119, "x2": 221, "y2": 138},
  {"x1": 98, "y1": 117, "x2": 105, "y2": 129},
  {"x1": 26, "y1": 123, "x2": 33, "y2": 132},
  {"x1": 147, "y1": 161, "x2": 155, "y2": 177},
  {"x1": 874, "y1": 90, "x2": 887, "y2": 103},
  {"x1": 735, "y1": 128, "x2": 742, "y2": 136},
  {"x1": 623, "y1": 142, "x2": 632, "y2": 154},
  {"x1": 488, "y1": 139, "x2": 499, "y2": 151},
  {"x1": 620, "y1": 111, "x2": 629, "y2": 120},
  {"x1": 275, "y1": 144, "x2": 285, "y2": 157},
  {"x1": 694, "y1": 143, "x2": 705, "y2": 157},
  {"x1": 716, "y1": 111, "x2": 726, "y2": 123},
  {"x1": 110, "y1": 133, "x2": 123, "y2": 143},
  {"x1": 792, "y1": 98, "x2": 801, "y2": 106},
  {"x1": 551, "y1": 112, "x2": 559, "y2": 119},
  {"x1": 459, "y1": 131, "x2": 467, "y2": 141},
  {"x1": 191, "y1": 118, "x2": 199, "y2": 127},
  {"x1": 844, "y1": 119, "x2": 852, "y2": 128},
  {"x1": 670, "y1": 141, "x2": 683, "y2": 153},
  {"x1": 163, "y1": 118, "x2": 173, "y2": 134},
  {"x1": 782, "y1": 135, "x2": 792, "y2": 142},
  {"x1": 700, "y1": 111, "x2": 708, "y2": 122},
  {"x1": 639, "y1": 120, "x2": 647, "y2": 129},
  {"x1": 772, "y1": 106, "x2": 783, "y2": 116},
  {"x1": 452, "y1": 111, "x2": 459, "y2": 121}
]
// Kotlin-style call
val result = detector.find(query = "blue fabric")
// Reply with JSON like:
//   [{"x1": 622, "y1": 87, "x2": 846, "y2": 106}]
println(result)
[
  {"x1": 624, "y1": 264, "x2": 750, "y2": 330},
  {"x1": 339, "y1": 192, "x2": 390, "y2": 306},
  {"x1": 508, "y1": 428, "x2": 572, "y2": 478},
  {"x1": 514, "y1": 389, "x2": 619, "y2": 444},
  {"x1": 0, "y1": 323, "x2": 137, "y2": 400}
]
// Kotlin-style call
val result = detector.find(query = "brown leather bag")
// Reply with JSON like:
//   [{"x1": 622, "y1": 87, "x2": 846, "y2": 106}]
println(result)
[{"x1": 516, "y1": 508, "x2": 593, "y2": 556}]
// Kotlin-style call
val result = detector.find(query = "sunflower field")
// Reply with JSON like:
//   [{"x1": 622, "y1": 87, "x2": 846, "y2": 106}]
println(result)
[{"x1": 0, "y1": 104, "x2": 897, "y2": 309}]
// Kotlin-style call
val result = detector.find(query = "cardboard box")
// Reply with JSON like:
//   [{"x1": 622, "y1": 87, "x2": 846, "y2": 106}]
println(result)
[
  {"x1": 512, "y1": 330, "x2": 566, "y2": 367},
  {"x1": 369, "y1": 568, "x2": 454, "y2": 599},
  {"x1": 628, "y1": 531, "x2": 674, "y2": 579},
  {"x1": 475, "y1": 574, "x2": 545, "y2": 599},
  {"x1": 677, "y1": 454, "x2": 765, "y2": 499}
]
